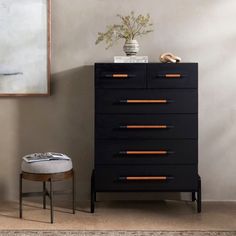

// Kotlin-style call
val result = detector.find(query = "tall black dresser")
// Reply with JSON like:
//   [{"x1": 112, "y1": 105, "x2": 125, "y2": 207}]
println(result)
[{"x1": 91, "y1": 63, "x2": 201, "y2": 213}]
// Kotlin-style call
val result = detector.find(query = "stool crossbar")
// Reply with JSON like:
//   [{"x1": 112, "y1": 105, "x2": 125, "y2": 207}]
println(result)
[{"x1": 19, "y1": 169, "x2": 75, "y2": 223}]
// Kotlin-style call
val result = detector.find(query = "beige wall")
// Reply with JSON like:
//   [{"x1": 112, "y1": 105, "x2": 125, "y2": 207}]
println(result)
[{"x1": 0, "y1": 0, "x2": 236, "y2": 202}]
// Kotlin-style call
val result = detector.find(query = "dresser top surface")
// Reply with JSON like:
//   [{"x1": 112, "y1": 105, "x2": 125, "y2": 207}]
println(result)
[{"x1": 95, "y1": 62, "x2": 198, "y2": 65}]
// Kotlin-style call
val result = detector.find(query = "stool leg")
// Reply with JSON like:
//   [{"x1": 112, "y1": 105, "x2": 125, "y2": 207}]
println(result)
[
  {"x1": 49, "y1": 178, "x2": 54, "y2": 223},
  {"x1": 19, "y1": 174, "x2": 23, "y2": 218},
  {"x1": 72, "y1": 170, "x2": 76, "y2": 214},
  {"x1": 43, "y1": 181, "x2": 46, "y2": 209}
]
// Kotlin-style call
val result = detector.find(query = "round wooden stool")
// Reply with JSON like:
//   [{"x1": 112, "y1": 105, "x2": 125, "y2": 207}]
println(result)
[{"x1": 20, "y1": 158, "x2": 75, "y2": 223}]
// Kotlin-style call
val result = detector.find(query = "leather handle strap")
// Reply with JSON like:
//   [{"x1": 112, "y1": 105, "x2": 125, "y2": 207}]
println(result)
[
  {"x1": 120, "y1": 125, "x2": 169, "y2": 129},
  {"x1": 156, "y1": 73, "x2": 184, "y2": 78},
  {"x1": 104, "y1": 73, "x2": 136, "y2": 79},
  {"x1": 165, "y1": 74, "x2": 181, "y2": 78},
  {"x1": 120, "y1": 151, "x2": 168, "y2": 155},
  {"x1": 119, "y1": 176, "x2": 174, "y2": 181},
  {"x1": 113, "y1": 74, "x2": 128, "y2": 78},
  {"x1": 120, "y1": 99, "x2": 168, "y2": 104}
]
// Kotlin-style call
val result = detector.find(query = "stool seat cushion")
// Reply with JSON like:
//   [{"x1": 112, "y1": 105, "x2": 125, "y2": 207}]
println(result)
[{"x1": 22, "y1": 160, "x2": 73, "y2": 174}]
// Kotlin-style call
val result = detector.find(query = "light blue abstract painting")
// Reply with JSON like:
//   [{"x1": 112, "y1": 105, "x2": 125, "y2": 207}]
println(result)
[{"x1": 0, "y1": 0, "x2": 50, "y2": 95}]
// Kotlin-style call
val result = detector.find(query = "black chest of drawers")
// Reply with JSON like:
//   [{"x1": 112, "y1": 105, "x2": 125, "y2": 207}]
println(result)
[{"x1": 91, "y1": 63, "x2": 201, "y2": 213}]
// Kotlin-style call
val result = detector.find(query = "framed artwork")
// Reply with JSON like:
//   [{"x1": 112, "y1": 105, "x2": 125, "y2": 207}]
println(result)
[{"x1": 0, "y1": 0, "x2": 51, "y2": 96}]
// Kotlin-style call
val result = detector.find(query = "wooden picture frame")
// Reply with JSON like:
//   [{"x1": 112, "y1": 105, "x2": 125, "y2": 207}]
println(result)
[{"x1": 0, "y1": 0, "x2": 51, "y2": 96}]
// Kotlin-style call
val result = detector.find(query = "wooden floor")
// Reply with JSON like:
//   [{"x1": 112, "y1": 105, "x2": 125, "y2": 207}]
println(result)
[{"x1": 0, "y1": 200, "x2": 236, "y2": 230}]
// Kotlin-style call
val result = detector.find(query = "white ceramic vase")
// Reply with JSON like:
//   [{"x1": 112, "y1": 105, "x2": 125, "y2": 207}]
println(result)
[{"x1": 123, "y1": 39, "x2": 140, "y2": 56}]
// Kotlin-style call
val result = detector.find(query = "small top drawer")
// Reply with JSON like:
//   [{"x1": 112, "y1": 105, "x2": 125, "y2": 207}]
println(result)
[
  {"x1": 148, "y1": 63, "x2": 198, "y2": 88},
  {"x1": 95, "y1": 63, "x2": 146, "y2": 88}
]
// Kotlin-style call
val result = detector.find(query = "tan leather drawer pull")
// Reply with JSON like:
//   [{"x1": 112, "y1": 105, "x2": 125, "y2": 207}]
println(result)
[
  {"x1": 122, "y1": 125, "x2": 167, "y2": 129},
  {"x1": 127, "y1": 176, "x2": 167, "y2": 180},
  {"x1": 165, "y1": 74, "x2": 181, "y2": 78},
  {"x1": 118, "y1": 176, "x2": 173, "y2": 181},
  {"x1": 126, "y1": 99, "x2": 167, "y2": 104},
  {"x1": 124, "y1": 151, "x2": 168, "y2": 155},
  {"x1": 112, "y1": 74, "x2": 128, "y2": 78},
  {"x1": 118, "y1": 176, "x2": 174, "y2": 181}
]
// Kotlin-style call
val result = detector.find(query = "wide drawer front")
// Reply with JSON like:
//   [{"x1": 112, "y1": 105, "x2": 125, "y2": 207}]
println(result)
[
  {"x1": 96, "y1": 89, "x2": 197, "y2": 114},
  {"x1": 96, "y1": 114, "x2": 197, "y2": 139},
  {"x1": 95, "y1": 64, "x2": 146, "y2": 88},
  {"x1": 95, "y1": 140, "x2": 197, "y2": 165},
  {"x1": 148, "y1": 63, "x2": 198, "y2": 88},
  {"x1": 95, "y1": 165, "x2": 198, "y2": 191}
]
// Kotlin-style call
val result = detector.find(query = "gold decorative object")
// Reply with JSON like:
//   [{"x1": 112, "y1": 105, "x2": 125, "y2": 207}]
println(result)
[{"x1": 160, "y1": 53, "x2": 181, "y2": 63}]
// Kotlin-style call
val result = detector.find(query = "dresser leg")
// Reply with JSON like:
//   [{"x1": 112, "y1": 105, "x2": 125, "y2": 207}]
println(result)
[
  {"x1": 192, "y1": 192, "x2": 196, "y2": 202},
  {"x1": 197, "y1": 176, "x2": 201, "y2": 213},
  {"x1": 91, "y1": 170, "x2": 95, "y2": 213}
]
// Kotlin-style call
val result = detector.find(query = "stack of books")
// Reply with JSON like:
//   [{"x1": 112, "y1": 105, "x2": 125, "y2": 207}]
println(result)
[
  {"x1": 114, "y1": 56, "x2": 148, "y2": 63},
  {"x1": 23, "y1": 152, "x2": 70, "y2": 163}
]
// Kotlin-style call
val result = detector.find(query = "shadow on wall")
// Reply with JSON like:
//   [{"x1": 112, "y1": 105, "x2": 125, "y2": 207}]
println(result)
[
  {"x1": 0, "y1": 182, "x2": 6, "y2": 201},
  {"x1": 16, "y1": 65, "x2": 94, "y2": 203}
]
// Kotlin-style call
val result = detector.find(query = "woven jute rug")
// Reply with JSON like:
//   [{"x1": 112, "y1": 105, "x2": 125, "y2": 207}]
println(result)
[{"x1": 0, "y1": 231, "x2": 235, "y2": 236}]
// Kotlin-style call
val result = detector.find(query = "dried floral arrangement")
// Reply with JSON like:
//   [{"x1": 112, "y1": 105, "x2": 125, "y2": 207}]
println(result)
[{"x1": 95, "y1": 11, "x2": 154, "y2": 49}]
